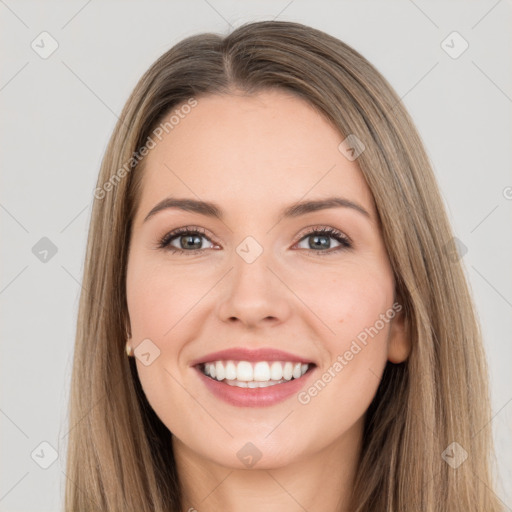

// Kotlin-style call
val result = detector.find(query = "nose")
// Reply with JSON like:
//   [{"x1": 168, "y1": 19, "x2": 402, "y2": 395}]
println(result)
[{"x1": 216, "y1": 247, "x2": 292, "y2": 329}]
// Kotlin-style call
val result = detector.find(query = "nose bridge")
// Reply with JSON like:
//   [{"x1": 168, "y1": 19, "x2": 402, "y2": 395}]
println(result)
[{"x1": 216, "y1": 234, "x2": 291, "y2": 326}]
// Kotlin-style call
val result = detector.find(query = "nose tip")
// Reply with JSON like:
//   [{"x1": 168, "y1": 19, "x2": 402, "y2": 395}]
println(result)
[{"x1": 216, "y1": 255, "x2": 292, "y2": 328}]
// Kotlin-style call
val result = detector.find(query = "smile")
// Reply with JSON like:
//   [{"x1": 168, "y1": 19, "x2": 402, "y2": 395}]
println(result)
[{"x1": 200, "y1": 360, "x2": 312, "y2": 388}]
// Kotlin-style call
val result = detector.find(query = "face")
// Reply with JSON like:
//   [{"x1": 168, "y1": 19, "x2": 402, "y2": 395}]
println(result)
[{"x1": 126, "y1": 89, "x2": 409, "y2": 470}]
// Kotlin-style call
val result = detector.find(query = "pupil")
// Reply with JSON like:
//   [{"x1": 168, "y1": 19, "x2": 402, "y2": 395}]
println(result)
[
  {"x1": 311, "y1": 235, "x2": 329, "y2": 249},
  {"x1": 182, "y1": 235, "x2": 202, "y2": 249}
]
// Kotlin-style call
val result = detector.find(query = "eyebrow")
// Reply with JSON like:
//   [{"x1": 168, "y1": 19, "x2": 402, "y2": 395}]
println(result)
[{"x1": 143, "y1": 196, "x2": 371, "y2": 223}]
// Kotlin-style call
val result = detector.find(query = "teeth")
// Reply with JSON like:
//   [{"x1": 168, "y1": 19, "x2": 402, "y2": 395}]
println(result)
[
  {"x1": 283, "y1": 362, "x2": 293, "y2": 380},
  {"x1": 254, "y1": 362, "x2": 270, "y2": 381},
  {"x1": 225, "y1": 361, "x2": 237, "y2": 380},
  {"x1": 201, "y1": 360, "x2": 311, "y2": 386},
  {"x1": 215, "y1": 361, "x2": 225, "y2": 381},
  {"x1": 237, "y1": 361, "x2": 253, "y2": 381},
  {"x1": 270, "y1": 361, "x2": 282, "y2": 380},
  {"x1": 225, "y1": 379, "x2": 287, "y2": 388}
]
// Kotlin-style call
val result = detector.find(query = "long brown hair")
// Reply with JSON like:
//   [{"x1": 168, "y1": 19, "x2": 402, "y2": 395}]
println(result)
[{"x1": 64, "y1": 20, "x2": 502, "y2": 511}]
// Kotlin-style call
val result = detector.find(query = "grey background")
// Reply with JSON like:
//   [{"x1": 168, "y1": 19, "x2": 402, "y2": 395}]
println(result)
[{"x1": 1, "y1": 0, "x2": 511, "y2": 510}]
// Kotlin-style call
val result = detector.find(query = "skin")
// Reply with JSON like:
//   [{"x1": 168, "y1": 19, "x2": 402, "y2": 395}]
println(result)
[{"x1": 126, "y1": 89, "x2": 410, "y2": 512}]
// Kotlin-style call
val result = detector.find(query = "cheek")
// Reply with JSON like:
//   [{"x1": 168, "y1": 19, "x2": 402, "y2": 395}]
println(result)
[
  {"x1": 297, "y1": 261, "x2": 393, "y2": 389},
  {"x1": 126, "y1": 254, "x2": 201, "y2": 428},
  {"x1": 126, "y1": 255, "x2": 208, "y2": 342},
  {"x1": 294, "y1": 259, "x2": 394, "y2": 344},
  {"x1": 293, "y1": 264, "x2": 394, "y2": 433},
  {"x1": 335, "y1": 279, "x2": 393, "y2": 357}
]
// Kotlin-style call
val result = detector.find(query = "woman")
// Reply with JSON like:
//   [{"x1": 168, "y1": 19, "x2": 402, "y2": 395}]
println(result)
[{"x1": 65, "y1": 20, "x2": 503, "y2": 511}]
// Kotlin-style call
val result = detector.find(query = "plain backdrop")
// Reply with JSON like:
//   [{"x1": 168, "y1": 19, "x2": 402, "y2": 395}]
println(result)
[{"x1": 1, "y1": 1, "x2": 511, "y2": 510}]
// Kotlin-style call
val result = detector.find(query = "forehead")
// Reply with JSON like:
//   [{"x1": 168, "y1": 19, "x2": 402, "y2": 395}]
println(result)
[{"x1": 134, "y1": 89, "x2": 375, "y2": 223}]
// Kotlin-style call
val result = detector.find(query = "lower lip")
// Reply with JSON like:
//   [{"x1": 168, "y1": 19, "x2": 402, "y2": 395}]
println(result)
[{"x1": 194, "y1": 365, "x2": 316, "y2": 407}]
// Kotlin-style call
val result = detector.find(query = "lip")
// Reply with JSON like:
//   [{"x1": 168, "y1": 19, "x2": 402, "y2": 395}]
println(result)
[
  {"x1": 189, "y1": 347, "x2": 315, "y2": 366},
  {"x1": 194, "y1": 364, "x2": 317, "y2": 407}
]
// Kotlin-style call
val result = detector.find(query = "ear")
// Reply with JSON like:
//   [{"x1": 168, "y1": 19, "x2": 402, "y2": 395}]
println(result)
[{"x1": 387, "y1": 305, "x2": 410, "y2": 364}]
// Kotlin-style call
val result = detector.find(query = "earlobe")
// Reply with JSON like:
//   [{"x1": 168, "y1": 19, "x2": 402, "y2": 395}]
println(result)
[
  {"x1": 387, "y1": 309, "x2": 411, "y2": 364},
  {"x1": 126, "y1": 340, "x2": 134, "y2": 357}
]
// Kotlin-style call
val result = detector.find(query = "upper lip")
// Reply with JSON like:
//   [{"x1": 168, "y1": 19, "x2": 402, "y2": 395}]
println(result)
[{"x1": 190, "y1": 347, "x2": 316, "y2": 366}]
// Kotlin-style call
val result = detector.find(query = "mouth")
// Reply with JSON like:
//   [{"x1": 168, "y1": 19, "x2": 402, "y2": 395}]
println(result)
[{"x1": 196, "y1": 360, "x2": 315, "y2": 388}]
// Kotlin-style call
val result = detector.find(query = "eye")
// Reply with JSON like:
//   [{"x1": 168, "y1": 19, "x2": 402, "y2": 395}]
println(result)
[
  {"x1": 157, "y1": 225, "x2": 352, "y2": 255},
  {"x1": 157, "y1": 226, "x2": 216, "y2": 254},
  {"x1": 294, "y1": 226, "x2": 352, "y2": 255}
]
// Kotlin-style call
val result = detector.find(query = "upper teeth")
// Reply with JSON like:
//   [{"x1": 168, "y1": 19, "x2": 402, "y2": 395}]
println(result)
[{"x1": 202, "y1": 360, "x2": 310, "y2": 382}]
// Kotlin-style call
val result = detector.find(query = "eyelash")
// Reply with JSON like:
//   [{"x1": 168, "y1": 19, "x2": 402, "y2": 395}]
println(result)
[{"x1": 156, "y1": 225, "x2": 352, "y2": 256}]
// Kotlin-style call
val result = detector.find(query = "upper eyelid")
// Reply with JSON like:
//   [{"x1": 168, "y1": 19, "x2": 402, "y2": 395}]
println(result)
[{"x1": 298, "y1": 225, "x2": 350, "y2": 240}]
